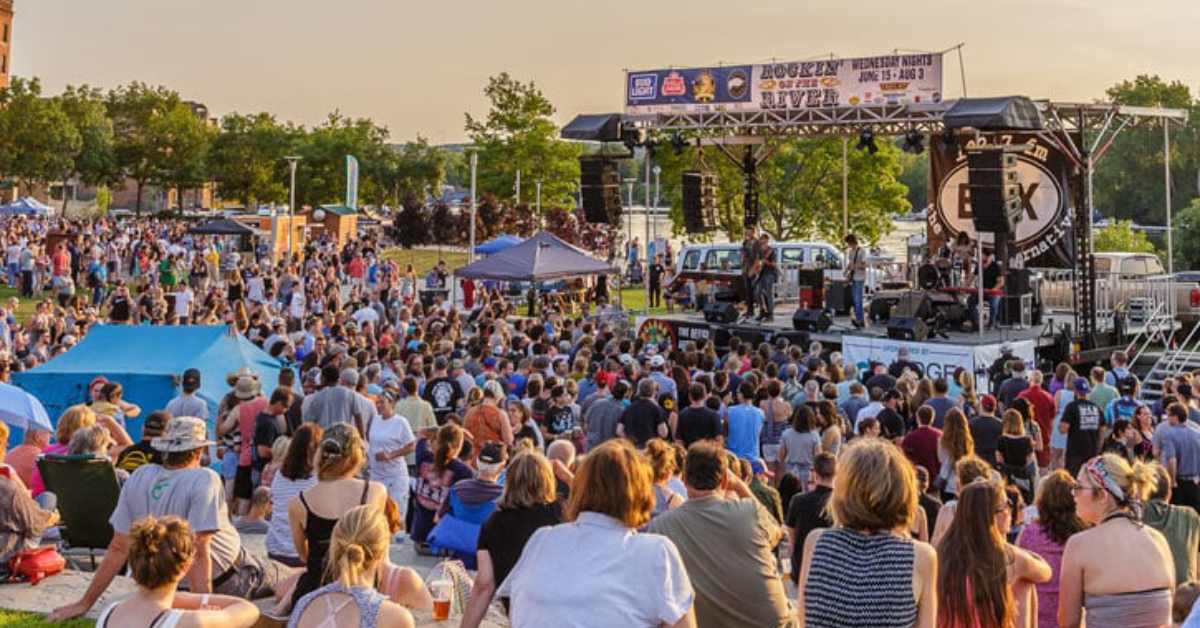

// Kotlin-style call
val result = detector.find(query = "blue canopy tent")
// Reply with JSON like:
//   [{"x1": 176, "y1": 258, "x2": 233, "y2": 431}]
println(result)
[
  {"x1": 456, "y1": 231, "x2": 617, "y2": 282},
  {"x1": 0, "y1": 197, "x2": 52, "y2": 216},
  {"x1": 474, "y1": 234, "x2": 524, "y2": 256},
  {"x1": 11, "y1": 325, "x2": 289, "y2": 444}
]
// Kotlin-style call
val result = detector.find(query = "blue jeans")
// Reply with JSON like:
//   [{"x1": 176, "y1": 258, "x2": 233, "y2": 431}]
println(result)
[{"x1": 851, "y1": 280, "x2": 865, "y2": 322}]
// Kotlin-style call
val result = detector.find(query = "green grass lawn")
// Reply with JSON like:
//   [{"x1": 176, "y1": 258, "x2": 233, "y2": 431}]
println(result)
[
  {"x1": 380, "y1": 247, "x2": 467, "y2": 275},
  {"x1": 0, "y1": 609, "x2": 93, "y2": 628},
  {"x1": 0, "y1": 286, "x2": 41, "y2": 324}
]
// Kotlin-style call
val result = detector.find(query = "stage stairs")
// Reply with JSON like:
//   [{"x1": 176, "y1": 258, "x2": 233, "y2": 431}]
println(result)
[{"x1": 1137, "y1": 318, "x2": 1200, "y2": 405}]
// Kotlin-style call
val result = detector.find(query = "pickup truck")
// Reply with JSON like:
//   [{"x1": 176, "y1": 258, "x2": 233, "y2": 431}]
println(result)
[{"x1": 1038, "y1": 252, "x2": 1200, "y2": 324}]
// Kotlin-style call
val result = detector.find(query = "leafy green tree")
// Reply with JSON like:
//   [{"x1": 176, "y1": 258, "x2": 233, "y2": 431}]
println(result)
[
  {"x1": 0, "y1": 78, "x2": 83, "y2": 194},
  {"x1": 106, "y1": 82, "x2": 182, "y2": 213},
  {"x1": 209, "y1": 112, "x2": 298, "y2": 208},
  {"x1": 656, "y1": 137, "x2": 908, "y2": 245},
  {"x1": 1096, "y1": 75, "x2": 1199, "y2": 225},
  {"x1": 57, "y1": 85, "x2": 117, "y2": 211},
  {"x1": 149, "y1": 103, "x2": 215, "y2": 213},
  {"x1": 371, "y1": 138, "x2": 446, "y2": 207},
  {"x1": 393, "y1": 199, "x2": 431, "y2": 249},
  {"x1": 295, "y1": 112, "x2": 390, "y2": 208},
  {"x1": 896, "y1": 148, "x2": 930, "y2": 212},
  {"x1": 464, "y1": 73, "x2": 581, "y2": 222},
  {"x1": 1174, "y1": 199, "x2": 1200, "y2": 270},
  {"x1": 1094, "y1": 219, "x2": 1159, "y2": 255}
]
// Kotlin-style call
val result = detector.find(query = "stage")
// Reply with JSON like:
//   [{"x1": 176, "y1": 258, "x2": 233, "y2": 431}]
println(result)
[{"x1": 635, "y1": 304, "x2": 1083, "y2": 386}]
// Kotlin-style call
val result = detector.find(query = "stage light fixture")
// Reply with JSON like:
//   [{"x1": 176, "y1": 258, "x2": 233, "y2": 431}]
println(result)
[
  {"x1": 902, "y1": 130, "x2": 925, "y2": 154},
  {"x1": 856, "y1": 129, "x2": 878, "y2": 155},
  {"x1": 671, "y1": 133, "x2": 688, "y2": 155}
]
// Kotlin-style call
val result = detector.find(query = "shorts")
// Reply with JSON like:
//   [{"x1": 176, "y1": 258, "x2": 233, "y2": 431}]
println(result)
[
  {"x1": 213, "y1": 548, "x2": 288, "y2": 600},
  {"x1": 761, "y1": 444, "x2": 781, "y2": 463},
  {"x1": 234, "y1": 465, "x2": 254, "y2": 500},
  {"x1": 220, "y1": 448, "x2": 238, "y2": 480}
]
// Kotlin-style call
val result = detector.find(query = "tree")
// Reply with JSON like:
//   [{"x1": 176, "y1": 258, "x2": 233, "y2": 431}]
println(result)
[
  {"x1": 1094, "y1": 220, "x2": 1159, "y2": 255},
  {"x1": 57, "y1": 84, "x2": 117, "y2": 211},
  {"x1": 208, "y1": 112, "x2": 298, "y2": 208},
  {"x1": 371, "y1": 138, "x2": 446, "y2": 207},
  {"x1": 149, "y1": 103, "x2": 214, "y2": 213},
  {"x1": 1095, "y1": 75, "x2": 1199, "y2": 225},
  {"x1": 106, "y1": 82, "x2": 182, "y2": 213},
  {"x1": 429, "y1": 201, "x2": 458, "y2": 245},
  {"x1": 464, "y1": 73, "x2": 581, "y2": 222},
  {"x1": 393, "y1": 199, "x2": 431, "y2": 249},
  {"x1": 0, "y1": 78, "x2": 82, "y2": 195},
  {"x1": 295, "y1": 112, "x2": 390, "y2": 208},
  {"x1": 1174, "y1": 199, "x2": 1200, "y2": 271},
  {"x1": 896, "y1": 148, "x2": 930, "y2": 212}
]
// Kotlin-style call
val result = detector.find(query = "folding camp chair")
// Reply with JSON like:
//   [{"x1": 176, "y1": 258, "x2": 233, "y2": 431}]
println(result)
[{"x1": 36, "y1": 454, "x2": 120, "y2": 569}]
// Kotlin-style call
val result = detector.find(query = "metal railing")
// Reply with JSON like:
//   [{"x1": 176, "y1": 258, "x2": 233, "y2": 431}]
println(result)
[
  {"x1": 1155, "y1": 316, "x2": 1200, "y2": 383},
  {"x1": 1035, "y1": 268, "x2": 1175, "y2": 331},
  {"x1": 1125, "y1": 298, "x2": 1173, "y2": 367}
]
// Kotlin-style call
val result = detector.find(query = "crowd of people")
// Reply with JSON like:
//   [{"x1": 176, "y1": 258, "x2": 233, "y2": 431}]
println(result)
[{"x1": 4, "y1": 211, "x2": 1200, "y2": 627}]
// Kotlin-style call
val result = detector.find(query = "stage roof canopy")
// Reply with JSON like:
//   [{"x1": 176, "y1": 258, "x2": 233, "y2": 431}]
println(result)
[
  {"x1": 943, "y1": 96, "x2": 1044, "y2": 131},
  {"x1": 188, "y1": 219, "x2": 255, "y2": 235},
  {"x1": 456, "y1": 231, "x2": 617, "y2": 282}
]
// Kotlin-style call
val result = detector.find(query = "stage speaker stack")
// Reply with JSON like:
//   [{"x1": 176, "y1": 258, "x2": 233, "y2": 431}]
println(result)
[
  {"x1": 966, "y1": 147, "x2": 1022, "y2": 234},
  {"x1": 826, "y1": 279, "x2": 851, "y2": 315},
  {"x1": 580, "y1": 157, "x2": 623, "y2": 225},
  {"x1": 703, "y1": 301, "x2": 739, "y2": 324},
  {"x1": 887, "y1": 316, "x2": 929, "y2": 341},
  {"x1": 891, "y1": 290, "x2": 932, "y2": 320},
  {"x1": 792, "y1": 309, "x2": 832, "y2": 333},
  {"x1": 681, "y1": 170, "x2": 719, "y2": 233}
]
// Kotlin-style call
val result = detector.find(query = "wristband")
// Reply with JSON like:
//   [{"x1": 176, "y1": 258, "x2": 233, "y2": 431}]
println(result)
[{"x1": 200, "y1": 594, "x2": 210, "y2": 608}]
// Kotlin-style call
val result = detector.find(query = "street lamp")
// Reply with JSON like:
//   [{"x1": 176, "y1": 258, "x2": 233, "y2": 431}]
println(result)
[
  {"x1": 624, "y1": 178, "x2": 636, "y2": 263},
  {"x1": 284, "y1": 155, "x2": 301, "y2": 259},
  {"x1": 467, "y1": 148, "x2": 478, "y2": 264},
  {"x1": 535, "y1": 179, "x2": 543, "y2": 229},
  {"x1": 652, "y1": 165, "x2": 661, "y2": 258}
]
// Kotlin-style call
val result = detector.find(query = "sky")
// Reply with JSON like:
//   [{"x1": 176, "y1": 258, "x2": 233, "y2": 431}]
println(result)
[{"x1": 14, "y1": 0, "x2": 1200, "y2": 144}]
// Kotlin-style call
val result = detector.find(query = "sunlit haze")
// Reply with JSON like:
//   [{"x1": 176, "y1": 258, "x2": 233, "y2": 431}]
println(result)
[{"x1": 16, "y1": 0, "x2": 1200, "y2": 143}]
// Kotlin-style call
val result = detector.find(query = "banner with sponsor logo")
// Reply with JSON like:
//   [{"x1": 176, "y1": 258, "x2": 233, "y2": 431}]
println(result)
[
  {"x1": 625, "y1": 53, "x2": 942, "y2": 115},
  {"x1": 346, "y1": 155, "x2": 359, "y2": 210},
  {"x1": 842, "y1": 335, "x2": 1035, "y2": 393},
  {"x1": 928, "y1": 133, "x2": 1078, "y2": 268}
]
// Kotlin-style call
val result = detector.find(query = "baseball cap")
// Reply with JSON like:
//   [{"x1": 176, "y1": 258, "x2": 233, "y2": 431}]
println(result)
[
  {"x1": 1073, "y1": 378, "x2": 1091, "y2": 394},
  {"x1": 980, "y1": 394, "x2": 997, "y2": 411},
  {"x1": 750, "y1": 458, "x2": 775, "y2": 478},
  {"x1": 649, "y1": 355, "x2": 666, "y2": 368},
  {"x1": 478, "y1": 442, "x2": 509, "y2": 465},
  {"x1": 482, "y1": 357, "x2": 497, "y2": 369},
  {"x1": 182, "y1": 368, "x2": 201, "y2": 387}
]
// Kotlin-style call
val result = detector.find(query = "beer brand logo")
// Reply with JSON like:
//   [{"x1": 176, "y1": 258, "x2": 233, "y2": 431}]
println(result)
[
  {"x1": 692, "y1": 71, "x2": 716, "y2": 102},
  {"x1": 727, "y1": 70, "x2": 748, "y2": 99},
  {"x1": 628, "y1": 74, "x2": 658, "y2": 101},
  {"x1": 662, "y1": 72, "x2": 686, "y2": 97}
]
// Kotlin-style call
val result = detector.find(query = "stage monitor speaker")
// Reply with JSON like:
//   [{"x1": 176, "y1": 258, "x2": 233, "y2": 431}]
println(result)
[
  {"x1": 681, "y1": 170, "x2": 719, "y2": 233},
  {"x1": 580, "y1": 157, "x2": 622, "y2": 224},
  {"x1": 703, "y1": 301, "x2": 739, "y2": 324},
  {"x1": 887, "y1": 316, "x2": 929, "y2": 341},
  {"x1": 891, "y1": 291, "x2": 932, "y2": 319},
  {"x1": 792, "y1": 308, "x2": 832, "y2": 333},
  {"x1": 826, "y1": 279, "x2": 851, "y2": 314}
]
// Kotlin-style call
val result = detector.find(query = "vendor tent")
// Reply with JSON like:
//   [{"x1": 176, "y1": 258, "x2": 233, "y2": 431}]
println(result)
[
  {"x1": 12, "y1": 325, "x2": 288, "y2": 442},
  {"x1": 188, "y1": 218, "x2": 255, "y2": 235},
  {"x1": 474, "y1": 234, "x2": 524, "y2": 256},
  {"x1": 0, "y1": 197, "x2": 52, "y2": 216},
  {"x1": 455, "y1": 231, "x2": 617, "y2": 281}
]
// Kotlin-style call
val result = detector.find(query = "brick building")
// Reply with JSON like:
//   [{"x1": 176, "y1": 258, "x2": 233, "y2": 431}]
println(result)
[{"x1": 0, "y1": 0, "x2": 11, "y2": 89}]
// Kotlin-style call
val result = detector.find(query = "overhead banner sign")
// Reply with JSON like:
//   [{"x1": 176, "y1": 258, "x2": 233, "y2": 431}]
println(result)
[
  {"x1": 625, "y1": 53, "x2": 942, "y2": 115},
  {"x1": 841, "y1": 335, "x2": 1035, "y2": 393},
  {"x1": 928, "y1": 133, "x2": 1077, "y2": 268}
]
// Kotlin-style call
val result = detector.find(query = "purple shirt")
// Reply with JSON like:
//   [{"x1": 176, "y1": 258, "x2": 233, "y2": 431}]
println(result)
[{"x1": 1017, "y1": 521, "x2": 1068, "y2": 628}]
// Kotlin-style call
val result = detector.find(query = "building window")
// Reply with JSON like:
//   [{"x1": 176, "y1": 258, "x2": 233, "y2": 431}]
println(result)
[
  {"x1": 1, "y1": 55, "x2": 7, "y2": 74},
  {"x1": 3, "y1": 23, "x2": 8, "y2": 43}
]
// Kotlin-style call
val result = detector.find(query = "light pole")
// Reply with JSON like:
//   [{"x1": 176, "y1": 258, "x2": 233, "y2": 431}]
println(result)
[
  {"x1": 624, "y1": 178, "x2": 636, "y2": 260},
  {"x1": 515, "y1": 169, "x2": 521, "y2": 206},
  {"x1": 285, "y1": 155, "x2": 301, "y2": 259},
  {"x1": 644, "y1": 150, "x2": 652, "y2": 313},
  {"x1": 468, "y1": 148, "x2": 478, "y2": 264},
  {"x1": 535, "y1": 179, "x2": 542, "y2": 229},
  {"x1": 652, "y1": 165, "x2": 661, "y2": 259}
]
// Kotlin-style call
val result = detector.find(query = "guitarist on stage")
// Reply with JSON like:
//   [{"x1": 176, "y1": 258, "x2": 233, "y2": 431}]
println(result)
[
  {"x1": 740, "y1": 227, "x2": 761, "y2": 320},
  {"x1": 844, "y1": 233, "x2": 867, "y2": 328},
  {"x1": 754, "y1": 232, "x2": 778, "y2": 322}
]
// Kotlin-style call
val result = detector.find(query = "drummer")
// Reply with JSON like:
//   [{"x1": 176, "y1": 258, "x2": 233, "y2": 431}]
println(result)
[{"x1": 950, "y1": 232, "x2": 975, "y2": 286}]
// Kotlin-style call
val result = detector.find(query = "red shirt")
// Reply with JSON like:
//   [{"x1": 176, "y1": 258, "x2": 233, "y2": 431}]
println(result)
[
  {"x1": 1017, "y1": 385, "x2": 1056, "y2": 466},
  {"x1": 901, "y1": 425, "x2": 942, "y2": 482},
  {"x1": 236, "y1": 396, "x2": 269, "y2": 466},
  {"x1": 347, "y1": 257, "x2": 365, "y2": 279},
  {"x1": 52, "y1": 249, "x2": 70, "y2": 277}
]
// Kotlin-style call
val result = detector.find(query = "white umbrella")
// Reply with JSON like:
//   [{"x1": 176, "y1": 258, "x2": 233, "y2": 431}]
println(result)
[{"x1": 0, "y1": 382, "x2": 52, "y2": 432}]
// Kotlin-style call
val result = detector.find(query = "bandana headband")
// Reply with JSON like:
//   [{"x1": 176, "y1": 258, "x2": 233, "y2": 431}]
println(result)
[{"x1": 1084, "y1": 457, "x2": 1127, "y2": 505}]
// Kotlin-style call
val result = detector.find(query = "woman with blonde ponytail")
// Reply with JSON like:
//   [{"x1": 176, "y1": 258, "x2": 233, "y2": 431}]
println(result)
[
  {"x1": 94, "y1": 515, "x2": 259, "y2": 628},
  {"x1": 1058, "y1": 453, "x2": 1174, "y2": 627},
  {"x1": 288, "y1": 505, "x2": 413, "y2": 628}
]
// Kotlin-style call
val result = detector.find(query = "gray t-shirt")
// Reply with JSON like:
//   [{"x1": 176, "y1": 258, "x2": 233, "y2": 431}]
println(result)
[
  {"x1": 780, "y1": 428, "x2": 821, "y2": 468},
  {"x1": 110, "y1": 464, "x2": 242, "y2": 575},
  {"x1": 301, "y1": 386, "x2": 378, "y2": 432}
]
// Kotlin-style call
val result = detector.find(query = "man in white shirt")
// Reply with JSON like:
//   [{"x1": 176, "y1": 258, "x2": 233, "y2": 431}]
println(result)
[{"x1": 173, "y1": 284, "x2": 194, "y2": 324}]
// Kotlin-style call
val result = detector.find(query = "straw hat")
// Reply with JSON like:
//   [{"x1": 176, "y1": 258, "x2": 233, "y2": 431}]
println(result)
[
  {"x1": 234, "y1": 376, "x2": 260, "y2": 400},
  {"x1": 151, "y1": 416, "x2": 215, "y2": 453}
]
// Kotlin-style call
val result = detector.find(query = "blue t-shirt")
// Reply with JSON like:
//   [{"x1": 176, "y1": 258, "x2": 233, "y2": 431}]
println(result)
[
  {"x1": 1105, "y1": 396, "x2": 1143, "y2": 425},
  {"x1": 726, "y1": 403, "x2": 765, "y2": 461}
]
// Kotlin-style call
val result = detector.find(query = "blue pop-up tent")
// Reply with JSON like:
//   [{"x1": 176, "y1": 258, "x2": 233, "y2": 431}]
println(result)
[
  {"x1": 11, "y1": 325, "x2": 289, "y2": 444},
  {"x1": 0, "y1": 197, "x2": 52, "y2": 216},
  {"x1": 474, "y1": 234, "x2": 523, "y2": 256}
]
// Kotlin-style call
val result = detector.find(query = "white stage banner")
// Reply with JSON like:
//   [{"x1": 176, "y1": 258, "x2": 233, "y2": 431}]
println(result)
[{"x1": 842, "y1": 336, "x2": 1036, "y2": 392}]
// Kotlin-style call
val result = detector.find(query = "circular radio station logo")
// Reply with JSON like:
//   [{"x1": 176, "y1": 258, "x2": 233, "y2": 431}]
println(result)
[{"x1": 936, "y1": 156, "x2": 1063, "y2": 248}]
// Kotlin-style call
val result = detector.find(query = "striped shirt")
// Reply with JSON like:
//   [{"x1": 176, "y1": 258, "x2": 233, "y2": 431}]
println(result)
[
  {"x1": 803, "y1": 528, "x2": 917, "y2": 628},
  {"x1": 266, "y1": 473, "x2": 317, "y2": 559}
]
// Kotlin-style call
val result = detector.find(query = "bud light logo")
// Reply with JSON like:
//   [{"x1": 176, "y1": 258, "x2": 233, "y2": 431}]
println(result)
[{"x1": 628, "y1": 74, "x2": 658, "y2": 101}]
